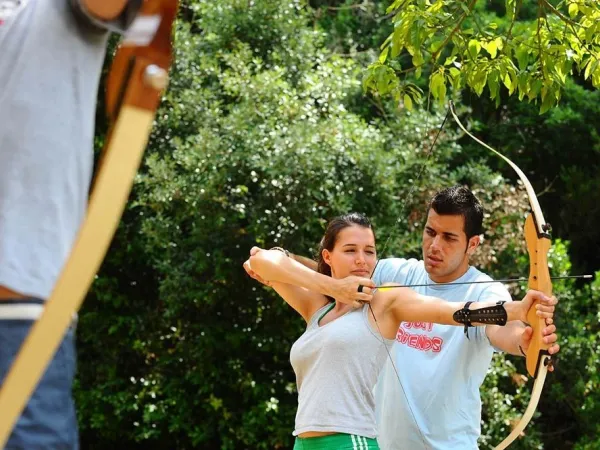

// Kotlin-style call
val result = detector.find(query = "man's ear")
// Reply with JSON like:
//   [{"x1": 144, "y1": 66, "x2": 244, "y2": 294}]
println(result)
[{"x1": 466, "y1": 235, "x2": 481, "y2": 256}]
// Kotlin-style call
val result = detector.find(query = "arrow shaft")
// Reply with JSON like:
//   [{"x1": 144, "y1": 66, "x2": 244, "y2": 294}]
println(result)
[{"x1": 375, "y1": 274, "x2": 591, "y2": 289}]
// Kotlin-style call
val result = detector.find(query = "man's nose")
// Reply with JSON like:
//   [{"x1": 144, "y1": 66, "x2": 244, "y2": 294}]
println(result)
[{"x1": 430, "y1": 235, "x2": 443, "y2": 251}]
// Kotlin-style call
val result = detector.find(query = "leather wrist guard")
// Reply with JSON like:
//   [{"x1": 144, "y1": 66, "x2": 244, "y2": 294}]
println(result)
[
  {"x1": 453, "y1": 301, "x2": 508, "y2": 339},
  {"x1": 69, "y1": 0, "x2": 142, "y2": 34}
]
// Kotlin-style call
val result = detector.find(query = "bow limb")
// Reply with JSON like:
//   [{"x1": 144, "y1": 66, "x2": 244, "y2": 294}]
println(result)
[
  {"x1": 0, "y1": 1, "x2": 178, "y2": 445},
  {"x1": 448, "y1": 102, "x2": 553, "y2": 448}
]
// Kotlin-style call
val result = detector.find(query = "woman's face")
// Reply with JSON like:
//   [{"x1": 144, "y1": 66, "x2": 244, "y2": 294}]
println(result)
[{"x1": 322, "y1": 225, "x2": 376, "y2": 279}]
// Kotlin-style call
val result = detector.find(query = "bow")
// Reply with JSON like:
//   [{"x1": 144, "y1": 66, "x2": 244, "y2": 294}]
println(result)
[
  {"x1": 448, "y1": 101, "x2": 552, "y2": 449},
  {"x1": 0, "y1": 0, "x2": 178, "y2": 445}
]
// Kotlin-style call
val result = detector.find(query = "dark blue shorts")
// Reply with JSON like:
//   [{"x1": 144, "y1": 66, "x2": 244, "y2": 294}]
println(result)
[{"x1": 0, "y1": 308, "x2": 79, "y2": 450}]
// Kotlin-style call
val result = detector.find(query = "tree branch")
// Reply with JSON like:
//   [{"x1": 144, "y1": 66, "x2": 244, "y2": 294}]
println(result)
[{"x1": 431, "y1": 0, "x2": 478, "y2": 62}]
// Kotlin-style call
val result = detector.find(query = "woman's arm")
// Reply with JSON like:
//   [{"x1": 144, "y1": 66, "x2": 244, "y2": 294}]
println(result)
[
  {"x1": 245, "y1": 249, "x2": 375, "y2": 307},
  {"x1": 245, "y1": 249, "x2": 327, "y2": 321}
]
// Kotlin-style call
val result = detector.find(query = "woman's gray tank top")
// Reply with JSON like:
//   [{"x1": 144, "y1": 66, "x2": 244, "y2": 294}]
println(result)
[{"x1": 290, "y1": 303, "x2": 395, "y2": 438}]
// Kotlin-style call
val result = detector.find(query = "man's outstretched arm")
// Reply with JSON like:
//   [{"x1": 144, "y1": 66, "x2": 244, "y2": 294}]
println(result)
[{"x1": 486, "y1": 320, "x2": 560, "y2": 371}]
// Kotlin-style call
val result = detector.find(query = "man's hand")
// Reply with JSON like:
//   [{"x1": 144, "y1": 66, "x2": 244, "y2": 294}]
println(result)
[
  {"x1": 243, "y1": 246, "x2": 271, "y2": 286},
  {"x1": 520, "y1": 319, "x2": 560, "y2": 372},
  {"x1": 518, "y1": 290, "x2": 557, "y2": 322},
  {"x1": 329, "y1": 276, "x2": 376, "y2": 308}
]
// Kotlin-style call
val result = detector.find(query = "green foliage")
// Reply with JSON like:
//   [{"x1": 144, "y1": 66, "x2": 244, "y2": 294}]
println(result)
[
  {"x1": 365, "y1": 0, "x2": 600, "y2": 112},
  {"x1": 73, "y1": 1, "x2": 600, "y2": 449},
  {"x1": 461, "y1": 79, "x2": 600, "y2": 277}
]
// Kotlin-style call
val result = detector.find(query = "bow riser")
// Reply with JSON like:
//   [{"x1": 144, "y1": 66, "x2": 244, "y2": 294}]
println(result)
[{"x1": 525, "y1": 214, "x2": 552, "y2": 378}]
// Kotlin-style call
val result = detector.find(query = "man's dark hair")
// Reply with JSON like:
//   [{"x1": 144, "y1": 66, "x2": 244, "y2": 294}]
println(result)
[{"x1": 428, "y1": 186, "x2": 484, "y2": 239}]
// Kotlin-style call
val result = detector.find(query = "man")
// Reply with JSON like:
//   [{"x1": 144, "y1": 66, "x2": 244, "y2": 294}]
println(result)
[
  {"x1": 370, "y1": 185, "x2": 560, "y2": 449},
  {"x1": 0, "y1": 1, "x2": 141, "y2": 447},
  {"x1": 244, "y1": 185, "x2": 559, "y2": 449}
]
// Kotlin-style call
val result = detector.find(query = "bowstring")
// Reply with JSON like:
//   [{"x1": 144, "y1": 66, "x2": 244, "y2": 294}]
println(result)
[{"x1": 367, "y1": 99, "x2": 451, "y2": 450}]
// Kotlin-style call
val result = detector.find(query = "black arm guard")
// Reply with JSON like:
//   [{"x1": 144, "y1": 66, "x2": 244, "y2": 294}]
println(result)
[{"x1": 453, "y1": 301, "x2": 508, "y2": 339}]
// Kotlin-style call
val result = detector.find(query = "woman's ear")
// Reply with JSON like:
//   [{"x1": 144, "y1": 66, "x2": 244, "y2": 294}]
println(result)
[{"x1": 322, "y1": 249, "x2": 333, "y2": 269}]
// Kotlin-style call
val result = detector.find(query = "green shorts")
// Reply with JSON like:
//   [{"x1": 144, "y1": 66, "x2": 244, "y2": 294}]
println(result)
[{"x1": 293, "y1": 433, "x2": 379, "y2": 450}]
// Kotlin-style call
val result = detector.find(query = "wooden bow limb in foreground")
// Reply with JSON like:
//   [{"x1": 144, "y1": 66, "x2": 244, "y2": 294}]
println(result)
[{"x1": 0, "y1": 1, "x2": 178, "y2": 446}]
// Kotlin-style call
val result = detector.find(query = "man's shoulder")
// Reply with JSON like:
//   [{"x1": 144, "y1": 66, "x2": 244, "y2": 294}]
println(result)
[
  {"x1": 374, "y1": 257, "x2": 425, "y2": 284},
  {"x1": 466, "y1": 267, "x2": 512, "y2": 301},
  {"x1": 378, "y1": 257, "x2": 423, "y2": 273}
]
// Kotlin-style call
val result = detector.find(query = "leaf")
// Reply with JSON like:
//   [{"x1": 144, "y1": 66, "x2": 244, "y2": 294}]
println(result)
[
  {"x1": 430, "y1": 71, "x2": 447, "y2": 104},
  {"x1": 568, "y1": 3, "x2": 579, "y2": 18},
  {"x1": 488, "y1": 79, "x2": 499, "y2": 100},
  {"x1": 379, "y1": 46, "x2": 390, "y2": 64},
  {"x1": 517, "y1": 73, "x2": 528, "y2": 100},
  {"x1": 516, "y1": 46, "x2": 529, "y2": 70},
  {"x1": 444, "y1": 56, "x2": 457, "y2": 66},
  {"x1": 468, "y1": 40, "x2": 481, "y2": 59},
  {"x1": 412, "y1": 51, "x2": 425, "y2": 67},
  {"x1": 386, "y1": 0, "x2": 405, "y2": 14},
  {"x1": 427, "y1": 0, "x2": 444, "y2": 13},
  {"x1": 540, "y1": 88, "x2": 555, "y2": 114},
  {"x1": 391, "y1": 31, "x2": 404, "y2": 58},
  {"x1": 404, "y1": 94, "x2": 413, "y2": 111},
  {"x1": 584, "y1": 59, "x2": 598, "y2": 80},
  {"x1": 471, "y1": 69, "x2": 488, "y2": 96},
  {"x1": 528, "y1": 79, "x2": 543, "y2": 100},
  {"x1": 376, "y1": 67, "x2": 392, "y2": 94},
  {"x1": 415, "y1": 67, "x2": 422, "y2": 80},
  {"x1": 483, "y1": 40, "x2": 498, "y2": 59},
  {"x1": 502, "y1": 72, "x2": 513, "y2": 93},
  {"x1": 494, "y1": 37, "x2": 504, "y2": 52}
]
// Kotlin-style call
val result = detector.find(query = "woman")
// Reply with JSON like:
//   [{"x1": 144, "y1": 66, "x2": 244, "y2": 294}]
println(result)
[{"x1": 245, "y1": 213, "x2": 554, "y2": 450}]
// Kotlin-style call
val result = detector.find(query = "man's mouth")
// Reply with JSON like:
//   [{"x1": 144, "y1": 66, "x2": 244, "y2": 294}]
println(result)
[{"x1": 426, "y1": 255, "x2": 442, "y2": 266}]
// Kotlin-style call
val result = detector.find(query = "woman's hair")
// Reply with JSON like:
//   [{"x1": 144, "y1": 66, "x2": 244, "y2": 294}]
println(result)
[{"x1": 316, "y1": 213, "x2": 374, "y2": 277}]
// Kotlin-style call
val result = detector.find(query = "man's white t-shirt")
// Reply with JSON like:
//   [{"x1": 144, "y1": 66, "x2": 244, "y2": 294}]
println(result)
[{"x1": 373, "y1": 258, "x2": 511, "y2": 450}]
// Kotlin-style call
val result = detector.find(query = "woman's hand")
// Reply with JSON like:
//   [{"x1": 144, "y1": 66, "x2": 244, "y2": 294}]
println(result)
[
  {"x1": 329, "y1": 276, "x2": 376, "y2": 308},
  {"x1": 243, "y1": 247, "x2": 271, "y2": 286}
]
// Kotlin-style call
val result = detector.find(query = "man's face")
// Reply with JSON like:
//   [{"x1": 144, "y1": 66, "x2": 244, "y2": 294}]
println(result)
[{"x1": 421, "y1": 209, "x2": 479, "y2": 283}]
